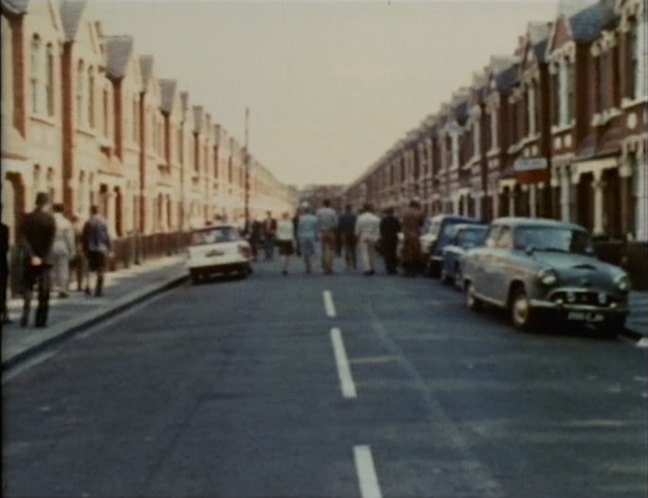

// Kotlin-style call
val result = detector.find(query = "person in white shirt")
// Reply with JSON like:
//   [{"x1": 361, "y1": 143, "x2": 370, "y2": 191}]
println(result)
[
  {"x1": 51, "y1": 204, "x2": 76, "y2": 297},
  {"x1": 316, "y1": 199, "x2": 338, "y2": 275},
  {"x1": 276, "y1": 211, "x2": 296, "y2": 275},
  {"x1": 354, "y1": 203, "x2": 381, "y2": 275}
]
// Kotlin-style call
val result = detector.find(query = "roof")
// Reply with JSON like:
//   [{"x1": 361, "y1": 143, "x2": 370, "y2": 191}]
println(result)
[
  {"x1": 159, "y1": 79, "x2": 177, "y2": 113},
  {"x1": 492, "y1": 217, "x2": 585, "y2": 231},
  {"x1": 59, "y1": 0, "x2": 86, "y2": 41},
  {"x1": 139, "y1": 56, "x2": 154, "y2": 87},
  {"x1": 567, "y1": 0, "x2": 616, "y2": 42},
  {"x1": 103, "y1": 36, "x2": 134, "y2": 79},
  {"x1": 193, "y1": 106, "x2": 204, "y2": 132},
  {"x1": 1, "y1": 0, "x2": 30, "y2": 14},
  {"x1": 528, "y1": 22, "x2": 552, "y2": 62},
  {"x1": 496, "y1": 63, "x2": 520, "y2": 90},
  {"x1": 429, "y1": 214, "x2": 481, "y2": 223}
]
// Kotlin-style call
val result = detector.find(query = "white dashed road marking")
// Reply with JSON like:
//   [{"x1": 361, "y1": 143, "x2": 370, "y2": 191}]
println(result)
[
  {"x1": 354, "y1": 445, "x2": 383, "y2": 498},
  {"x1": 323, "y1": 290, "x2": 336, "y2": 318},
  {"x1": 330, "y1": 328, "x2": 357, "y2": 399}
]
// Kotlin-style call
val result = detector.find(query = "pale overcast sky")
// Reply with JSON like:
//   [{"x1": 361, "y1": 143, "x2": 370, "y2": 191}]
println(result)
[{"x1": 93, "y1": 0, "x2": 560, "y2": 188}]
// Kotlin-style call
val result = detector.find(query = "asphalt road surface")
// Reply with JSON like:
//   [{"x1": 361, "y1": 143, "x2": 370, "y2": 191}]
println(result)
[{"x1": 3, "y1": 258, "x2": 647, "y2": 498}]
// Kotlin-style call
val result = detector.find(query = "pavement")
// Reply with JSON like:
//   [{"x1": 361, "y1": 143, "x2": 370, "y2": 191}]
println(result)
[
  {"x1": 2, "y1": 257, "x2": 647, "y2": 497},
  {"x1": 2, "y1": 255, "x2": 188, "y2": 370}
]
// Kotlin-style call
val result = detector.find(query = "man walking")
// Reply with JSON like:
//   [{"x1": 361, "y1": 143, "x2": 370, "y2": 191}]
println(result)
[
  {"x1": 355, "y1": 203, "x2": 381, "y2": 276},
  {"x1": 1, "y1": 215, "x2": 11, "y2": 324},
  {"x1": 316, "y1": 199, "x2": 338, "y2": 275},
  {"x1": 262, "y1": 211, "x2": 277, "y2": 261},
  {"x1": 20, "y1": 192, "x2": 56, "y2": 328},
  {"x1": 401, "y1": 200, "x2": 425, "y2": 277},
  {"x1": 380, "y1": 207, "x2": 401, "y2": 275},
  {"x1": 51, "y1": 204, "x2": 75, "y2": 298},
  {"x1": 297, "y1": 205, "x2": 318, "y2": 274},
  {"x1": 82, "y1": 206, "x2": 112, "y2": 297},
  {"x1": 338, "y1": 204, "x2": 357, "y2": 271}
]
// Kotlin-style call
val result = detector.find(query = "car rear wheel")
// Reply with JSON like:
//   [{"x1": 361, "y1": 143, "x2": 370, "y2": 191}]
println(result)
[
  {"x1": 190, "y1": 270, "x2": 201, "y2": 285},
  {"x1": 465, "y1": 282, "x2": 482, "y2": 311},
  {"x1": 510, "y1": 287, "x2": 536, "y2": 331}
]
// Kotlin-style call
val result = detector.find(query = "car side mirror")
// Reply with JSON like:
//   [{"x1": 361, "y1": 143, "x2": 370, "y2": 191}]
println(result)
[{"x1": 525, "y1": 246, "x2": 535, "y2": 256}]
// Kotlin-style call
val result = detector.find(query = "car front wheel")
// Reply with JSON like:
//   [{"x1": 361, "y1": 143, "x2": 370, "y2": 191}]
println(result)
[
  {"x1": 190, "y1": 270, "x2": 201, "y2": 285},
  {"x1": 598, "y1": 316, "x2": 626, "y2": 336},
  {"x1": 440, "y1": 265, "x2": 451, "y2": 285},
  {"x1": 510, "y1": 287, "x2": 536, "y2": 331},
  {"x1": 465, "y1": 282, "x2": 482, "y2": 311}
]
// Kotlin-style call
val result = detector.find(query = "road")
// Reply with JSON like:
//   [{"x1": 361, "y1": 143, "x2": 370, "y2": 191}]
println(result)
[{"x1": 3, "y1": 258, "x2": 647, "y2": 498}]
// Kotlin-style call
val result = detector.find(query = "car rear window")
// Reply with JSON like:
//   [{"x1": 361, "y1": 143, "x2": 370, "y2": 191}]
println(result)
[{"x1": 191, "y1": 226, "x2": 240, "y2": 245}]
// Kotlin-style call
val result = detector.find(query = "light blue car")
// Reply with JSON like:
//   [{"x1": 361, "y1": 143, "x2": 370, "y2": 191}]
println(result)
[{"x1": 440, "y1": 224, "x2": 487, "y2": 288}]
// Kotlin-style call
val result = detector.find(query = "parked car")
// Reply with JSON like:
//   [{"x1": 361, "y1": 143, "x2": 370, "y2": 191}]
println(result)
[
  {"x1": 420, "y1": 215, "x2": 482, "y2": 277},
  {"x1": 440, "y1": 223, "x2": 488, "y2": 287},
  {"x1": 186, "y1": 224, "x2": 252, "y2": 284},
  {"x1": 461, "y1": 217, "x2": 630, "y2": 333}
]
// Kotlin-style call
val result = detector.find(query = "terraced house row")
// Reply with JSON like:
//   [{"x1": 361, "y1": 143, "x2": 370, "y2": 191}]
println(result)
[
  {"x1": 345, "y1": 0, "x2": 647, "y2": 245},
  {"x1": 1, "y1": 0, "x2": 294, "y2": 249}
]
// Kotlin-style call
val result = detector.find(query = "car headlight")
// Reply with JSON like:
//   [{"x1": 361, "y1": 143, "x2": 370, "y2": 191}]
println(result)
[
  {"x1": 614, "y1": 273, "x2": 630, "y2": 292},
  {"x1": 537, "y1": 268, "x2": 558, "y2": 286}
]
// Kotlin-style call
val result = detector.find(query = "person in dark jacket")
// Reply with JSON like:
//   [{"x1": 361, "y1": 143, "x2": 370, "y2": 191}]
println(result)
[
  {"x1": 82, "y1": 206, "x2": 112, "y2": 297},
  {"x1": 338, "y1": 204, "x2": 357, "y2": 271},
  {"x1": 262, "y1": 211, "x2": 277, "y2": 261},
  {"x1": 20, "y1": 192, "x2": 56, "y2": 328},
  {"x1": 248, "y1": 217, "x2": 262, "y2": 262},
  {"x1": 1, "y1": 216, "x2": 11, "y2": 324},
  {"x1": 380, "y1": 207, "x2": 401, "y2": 275}
]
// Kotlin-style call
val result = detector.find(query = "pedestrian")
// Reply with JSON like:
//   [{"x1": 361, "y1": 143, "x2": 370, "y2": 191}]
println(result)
[
  {"x1": 338, "y1": 204, "x2": 357, "y2": 271},
  {"x1": 297, "y1": 205, "x2": 319, "y2": 274},
  {"x1": 262, "y1": 211, "x2": 277, "y2": 261},
  {"x1": 292, "y1": 211, "x2": 301, "y2": 257},
  {"x1": 82, "y1": 206, "x2": 112, "y2": 297},
  {"x1": 71, "y1": 214, "x2": 88, "y2": 292},
  {"x1": 276, "y1": 212, "x2": 296, "y2": 275},
  {"x1": 316, "y1": 199, "x2": 338, "y2": 275},
  {"x1": 51, "y1": 204, "x2": 75, "y2": 298},
  {"x1": 1, "y1": 214, "x2": 11, "y2": 324},
  {"x1": 355, "y1": 203, "x2": 381, "y2": 276},
  {"x1": 401, "y1": 200, "x2": 425, "y2": 277},
  {"x1": 248, "y1": 216, "x2": 262, "y2": 262},
  {"x1": 19, "y1": 192, "x2": 56, "y2": 328},
  {"x1": 380, "y1": 207, "x2": 401, "y2": 275}
]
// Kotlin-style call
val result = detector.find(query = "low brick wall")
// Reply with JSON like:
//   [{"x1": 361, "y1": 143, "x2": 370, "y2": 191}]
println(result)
[
  {"x1": 593, "y1": 239, "x2": 648, "y2": 291},
  {"x1": 110, "y1": 231, "x2": 192, "y2": 271}
]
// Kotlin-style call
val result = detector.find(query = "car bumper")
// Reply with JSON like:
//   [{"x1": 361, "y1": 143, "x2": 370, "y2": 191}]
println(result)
[
  {"x1": 187, "y1": 257, "x2": 249, "y2": 272},
  {"x1": 529, "y1": 299, "x2": 629, "y2": 319}
]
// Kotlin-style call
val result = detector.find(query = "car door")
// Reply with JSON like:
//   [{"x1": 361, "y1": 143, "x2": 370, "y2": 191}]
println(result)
[
  {"x1": 471, "y1": 225, "x2": 500, "y2": 297},
  {"x1": 490, "y1": 225, "x2": 513, "y2": 304}
]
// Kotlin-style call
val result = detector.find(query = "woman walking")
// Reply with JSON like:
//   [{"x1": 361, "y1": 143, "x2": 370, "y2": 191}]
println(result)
[
  {"x1": 51, "y1": 204, "x2": 75, "y2": 298},
  {"x1": 401, "y1": 200, "x2": 425, "y2": 277},
  {"x1": 297, "y1": 205, "x2": 318, "y2": 274},
  {"x1": 276, "y1": 212, "x2": 296, "y2": 275}
]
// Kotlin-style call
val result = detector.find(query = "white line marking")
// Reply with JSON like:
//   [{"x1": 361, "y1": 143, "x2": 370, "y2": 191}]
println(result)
[
  {"x1": 636, "y1": 337, "x2": 648, "y2": 348},
  {"x1": 330, "y1": 328, "x2": 356, "y2": 399},
  {"x1": 323, "y1": 290, "x2": 336, "y2": 318},
  {"x1": 354, "y1": 445, "x2": 383, "y2": 498}
]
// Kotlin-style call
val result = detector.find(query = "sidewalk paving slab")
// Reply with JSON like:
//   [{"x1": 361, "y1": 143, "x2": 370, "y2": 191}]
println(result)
[{"x1": 2, "y1": 256, "x2": 188, "y2": 370}]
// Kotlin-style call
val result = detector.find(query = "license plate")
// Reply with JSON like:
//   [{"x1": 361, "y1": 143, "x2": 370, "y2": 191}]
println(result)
[
  {"x1": 206, "y1": 250, "x2": 224, "y2": 257},
  {"x1": 567, "y1": 311, "x2": 604, "y2": 322}
]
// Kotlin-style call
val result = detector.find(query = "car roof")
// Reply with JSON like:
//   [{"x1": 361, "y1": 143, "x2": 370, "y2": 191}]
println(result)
[
  {"x1": 428, "y1": 215, "x2": 480, "y2": 223},
  {"x1": 454, "y1": 223, "x2": 487, "y2": 231},
  {"x1": 490, "y1": 217, "x2": 586, "y2": 231}
]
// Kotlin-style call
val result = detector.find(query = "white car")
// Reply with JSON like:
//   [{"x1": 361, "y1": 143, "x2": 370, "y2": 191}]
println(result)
[{"x1": 186, "y1": 224, "x2": 252, "y2": 284}]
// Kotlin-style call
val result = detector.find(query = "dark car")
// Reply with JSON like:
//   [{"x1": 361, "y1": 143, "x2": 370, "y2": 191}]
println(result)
[
  {"x1": 420, "y1": 215, "x2": 482, "y2": 277},
  {"x1": 440, "y1": 223, "x2": 487, "y2": 287},
  {"x1": 461, "y1": 217, "x2": 630, "y2": 333}
]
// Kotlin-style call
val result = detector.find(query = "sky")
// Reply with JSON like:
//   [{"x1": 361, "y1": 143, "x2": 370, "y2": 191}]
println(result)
[{"x1": 93, "y1": 0, "x2": 561, "y2": 188}]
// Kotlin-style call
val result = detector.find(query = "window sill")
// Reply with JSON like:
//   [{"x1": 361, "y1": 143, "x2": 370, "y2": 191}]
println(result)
[
  {"x1": 621, "y1": 96, "x2": 648, "y2": 110},
  {"x1": 591, "y1": 107, "x2": 622, "y2": 127},
  {"x1": 30, "y1": 113, "x2": 57, "y2": 126},
  {"x1": 551, "y1": 122, "x2": 574, "y2": 134}
]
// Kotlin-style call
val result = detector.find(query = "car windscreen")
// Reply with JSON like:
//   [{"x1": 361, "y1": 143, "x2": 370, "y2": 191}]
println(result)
[
  {"x1": 513, "y1": 227, "x2": 593, "y2": 255},
  {"x1": 191, "y1": 227, "x2": 240, "y2": 245},
  {"x1": 460, "y1": 227, "x2": 487, "y2": 247},
  {"x1": 424, "y1": 220, "x2": 441, "y2": 237}
]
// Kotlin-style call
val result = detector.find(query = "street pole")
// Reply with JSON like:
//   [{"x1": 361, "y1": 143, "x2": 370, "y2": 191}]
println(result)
[{"x1": 244, "y1": 107, "x2": 250, "y2": 232}]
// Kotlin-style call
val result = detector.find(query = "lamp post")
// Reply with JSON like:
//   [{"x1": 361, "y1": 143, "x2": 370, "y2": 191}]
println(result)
[{"x1": 244, "y1": 107, "x2": 250, "y2": 231}]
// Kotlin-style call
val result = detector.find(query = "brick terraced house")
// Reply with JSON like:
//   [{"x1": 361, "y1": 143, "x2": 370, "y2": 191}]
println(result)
[
  {"x1": 1, "y1": 0, "x2": 294, "y2": 256},
  {"x1": 344, "y1": 0, "x2": 647, "y2": 286}
]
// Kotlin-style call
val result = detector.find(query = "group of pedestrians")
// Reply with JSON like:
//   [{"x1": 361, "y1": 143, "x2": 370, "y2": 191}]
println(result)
[
  {"x1": 2, "y1": 193, "x2": 112, "y2": 329},
  {"x1": 250, "y1": 199, "x2": 425, "y2": 277}
]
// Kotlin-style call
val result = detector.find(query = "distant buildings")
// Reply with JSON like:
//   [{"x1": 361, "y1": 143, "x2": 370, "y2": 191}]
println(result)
[
  {"x1": 298, "y1": 184, "x2": 346, "y2": 212},
  {"x1": 1, "y1": 0, "x2": 293, "y2": 246},
  {"x1": 345, "y1": 0, "x2": 647, "y2": 244}
]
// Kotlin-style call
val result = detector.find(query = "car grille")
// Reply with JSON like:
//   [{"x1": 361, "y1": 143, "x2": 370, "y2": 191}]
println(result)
[{"x1": 551, "y1": 291, "x2": 617, "y2": 306}]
